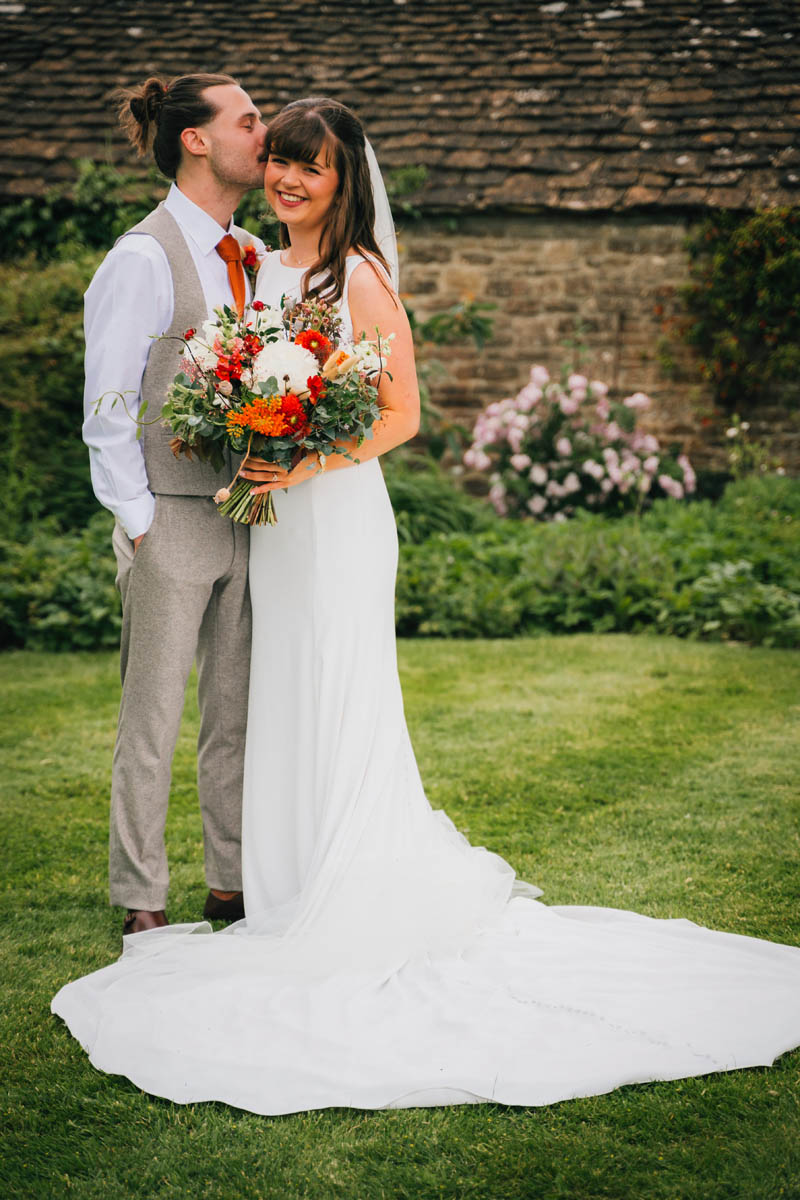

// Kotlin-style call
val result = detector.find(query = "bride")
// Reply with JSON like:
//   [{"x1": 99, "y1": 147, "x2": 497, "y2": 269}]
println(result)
[{"x1": 52, "y1": 98, "x2": 800, "y2": 1116}]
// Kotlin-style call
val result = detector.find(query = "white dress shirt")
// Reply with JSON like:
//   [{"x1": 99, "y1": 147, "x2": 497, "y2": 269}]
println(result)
[{"x1": 82, "y1": 183, "x2": 266, "y2": 538}]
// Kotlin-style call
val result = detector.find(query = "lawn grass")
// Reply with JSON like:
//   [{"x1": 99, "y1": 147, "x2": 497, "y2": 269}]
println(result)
[{"x1": 1, "y1": 635, "x2": 799, "y2": 1200}]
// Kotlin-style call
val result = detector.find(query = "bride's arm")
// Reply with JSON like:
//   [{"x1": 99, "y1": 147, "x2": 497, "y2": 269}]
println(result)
[{"x1": 243, "y1": 262, "x2": 420, "y2": 492}]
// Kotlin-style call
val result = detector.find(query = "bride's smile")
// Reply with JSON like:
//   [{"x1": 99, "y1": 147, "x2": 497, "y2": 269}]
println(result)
[{"x1": 265, "y1": 149, "x2": 339, "y2": 233}]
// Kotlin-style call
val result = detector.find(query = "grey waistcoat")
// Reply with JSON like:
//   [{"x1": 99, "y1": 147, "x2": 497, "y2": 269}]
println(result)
[{"x1": 119, "y1": 202, "x2": 250, "y2": 495}]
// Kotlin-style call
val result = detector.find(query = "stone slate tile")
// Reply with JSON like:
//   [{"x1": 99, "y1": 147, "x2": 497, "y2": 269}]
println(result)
[{"x1": 0, "y1": 0, "x2": 797, "y2": 211}]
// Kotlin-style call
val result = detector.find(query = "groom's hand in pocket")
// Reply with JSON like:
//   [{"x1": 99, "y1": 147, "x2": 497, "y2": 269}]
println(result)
[{"x1": 133, "y1": 534, "x2": 146, "y2": 553}]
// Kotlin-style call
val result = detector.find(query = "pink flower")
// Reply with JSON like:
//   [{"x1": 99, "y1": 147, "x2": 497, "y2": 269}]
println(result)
[
  {"x1": 529, "y1": 463, "x2": 548, "y2": 486},
  {"x1": 639, "y1": 474, "x2": 652, "y2": 494},
  {"x1": 595, "y1": 398, "x2": 610, "y2": 420},
  {"x1": 527, "y1": 494, "x2": 548, "y2": 516},
  {"x1": 624, "y1": 391, "x2": 651, "y2": 410},
  {"x1": 643, "y1": 455, "x2": 659, "y2": 474},
  {"x1": 602, "y1": 447, "x2": 619, "y2": 466},
  {"x1": 678, "y1": 454, "x2": 697, "y2": 493},
  {"x1": 530, "y1": 365, "x2": 550, "y2": 387},
  {"x1": 604, "y1": 421, "x2": 622, "y2": 441},
  {"x1": 507, "y1": 428, "x2": 525, "y2": 454},
  {"x1": 516, "y1": 384, "x2": 542, "y2": 412},
  {"x1": 582, "y1": 459, "x2": 605, "y2": 481},
  {"x1": 545, "y1": 479, "x2": 564, "y2": 498},
  {"x1": 463, "y1": 447, "x2": 492, "y2": 471},
  {"x1": 510, "y1": 453, "x2": 533, "y2": 472},
  {"x1": 488, "y1": 481, "x2": 508, "y2": 515},
  {"x1": 590, "y1": 380, "x2": 609, "y2": 398},
  {"x1": 563, "y1": 471, "x2": 581, "y2": 494},
  {"x1": 568, "y1": 373, "x2": 588, "y2": 391},
  {"x1": 658, "y1": 474, "x2": 685, "y2": 500},
  {"x1": 631, "y1": 432, "x2": 659, "y2": 455},
  {"x1": 559, "y1": 393, "x2": 580, "y2": 415},
  {"x1": 556, "y1": 436, "x2": 572, "y2": 456}
]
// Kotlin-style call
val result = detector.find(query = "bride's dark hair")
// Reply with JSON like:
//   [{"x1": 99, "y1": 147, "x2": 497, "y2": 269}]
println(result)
[{"x1": 265, "y1": 97, "x2": 393, "y2": 304}]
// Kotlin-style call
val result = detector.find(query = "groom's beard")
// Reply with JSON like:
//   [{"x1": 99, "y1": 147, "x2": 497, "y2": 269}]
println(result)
[{"x1": 208, "y1": 144, "x2": 266, "y2": 192}]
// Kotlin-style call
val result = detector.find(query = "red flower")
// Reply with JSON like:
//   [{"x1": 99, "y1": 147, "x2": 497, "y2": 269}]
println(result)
[
  {"x1": 307, "y1": 374, "x2": 326, "y2": 405},
  {"x1": 215, "y1": 353, "x2": 243, "y2": 382},
  {"x1": 251, "y1": 300, "x2": 265, "y2": 312},
  {"x1": 242, "y1": 333, "x2": 264, "y2": 357},
  {"x1": 242, "y1": 244, "x2": 258, "y2": 269},
  {"x1": 279, "y1": 392, "x2": 310, "y2": 438},
  {"x1": 184, "y1": 328, "x2": 196, "y2": 339},
  {"x1": 295, "y1": 329, "x2": 333, "y2": 366}
]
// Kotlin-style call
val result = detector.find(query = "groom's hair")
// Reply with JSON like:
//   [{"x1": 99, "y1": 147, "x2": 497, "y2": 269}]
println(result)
[{"x1": 116, "y1": 73, "x2": 238, "y2": 178}]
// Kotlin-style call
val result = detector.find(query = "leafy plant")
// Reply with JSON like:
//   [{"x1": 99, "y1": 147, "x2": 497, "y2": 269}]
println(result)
[
  {"x1": 682, "y1": 207, "x2": 800, "y2": 411},
  {"x1": 406, "y1": 299, "x2": 495, "y2": 460}
]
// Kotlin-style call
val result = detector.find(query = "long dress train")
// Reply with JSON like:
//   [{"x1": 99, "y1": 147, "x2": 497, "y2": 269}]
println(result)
[{"x1": 52, "y1": 253, "x2": 800, "y2": 1115}]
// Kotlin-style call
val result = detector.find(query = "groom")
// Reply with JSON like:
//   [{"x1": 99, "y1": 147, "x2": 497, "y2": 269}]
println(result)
[{"x1": 82, "y1": 73, "x2": 267, "y2": 935}]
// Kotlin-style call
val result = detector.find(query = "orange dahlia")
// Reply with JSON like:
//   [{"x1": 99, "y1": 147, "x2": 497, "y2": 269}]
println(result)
[{"x1": 294, "y1": 329, "x2": 333, "y2": 366}]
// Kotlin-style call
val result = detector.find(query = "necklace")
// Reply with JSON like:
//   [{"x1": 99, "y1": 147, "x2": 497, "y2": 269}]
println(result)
[{"x1": 284, "y1": 249, "x2": 318, "y2": 268}]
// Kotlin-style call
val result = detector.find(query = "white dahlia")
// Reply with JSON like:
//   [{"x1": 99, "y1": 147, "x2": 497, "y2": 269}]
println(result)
[{"x1": 252, "y1": 340, "x2": 319, "y2": 395}]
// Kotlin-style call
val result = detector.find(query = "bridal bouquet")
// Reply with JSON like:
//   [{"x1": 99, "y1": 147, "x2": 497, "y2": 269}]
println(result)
[{"x1": 161, "y1": 298, "x2": 389, "y2": 525}]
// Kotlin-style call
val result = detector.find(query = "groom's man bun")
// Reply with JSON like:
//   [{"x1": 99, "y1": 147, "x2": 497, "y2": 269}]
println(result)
[{"x1": 116, "y1": 73, "x2": 239, "y2": 179}]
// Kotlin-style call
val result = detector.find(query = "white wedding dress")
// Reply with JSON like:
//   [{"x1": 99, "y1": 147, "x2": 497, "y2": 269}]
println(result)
[{"x1": 52, "y1": 253, "x2": 800, "y2": 1115}]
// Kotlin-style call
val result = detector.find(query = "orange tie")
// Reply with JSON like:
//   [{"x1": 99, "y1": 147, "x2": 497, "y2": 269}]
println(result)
[{"x1": 215, "y1": 234, "x2": 246, "y2": 317}]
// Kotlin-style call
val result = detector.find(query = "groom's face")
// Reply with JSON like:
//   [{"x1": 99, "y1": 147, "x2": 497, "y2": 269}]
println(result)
[{"x1": 199, "y1": 84, "x2": 267, "y2": 190}]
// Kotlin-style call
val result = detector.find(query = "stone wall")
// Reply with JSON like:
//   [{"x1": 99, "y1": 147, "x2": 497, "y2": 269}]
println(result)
[{"x1": 396, "y1": 213, "x2": 731, "y2": 469}]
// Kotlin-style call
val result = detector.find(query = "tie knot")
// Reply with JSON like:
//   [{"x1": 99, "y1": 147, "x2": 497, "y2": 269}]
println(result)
[{"x1": 216, "y1": 234, "x2": 242, "y2": 264}]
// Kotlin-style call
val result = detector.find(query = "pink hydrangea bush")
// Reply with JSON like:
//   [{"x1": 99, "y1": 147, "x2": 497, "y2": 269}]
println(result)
[{"x1": 464, "y1": 367, "x2": 696, "y2": 520}]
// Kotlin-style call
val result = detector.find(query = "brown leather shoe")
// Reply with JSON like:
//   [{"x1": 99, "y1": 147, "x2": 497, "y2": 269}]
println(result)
[
  {"x1": 203, "y1": 891, "x2": 245, "y2": 922},
  {"x1": 123, "y1": 909, "x2": 169, "y2": 936}
]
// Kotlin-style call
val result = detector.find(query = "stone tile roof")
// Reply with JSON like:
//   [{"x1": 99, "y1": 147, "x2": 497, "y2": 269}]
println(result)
[{"x1": 1, "y1": 0, "x2": 798, "y2": 212}]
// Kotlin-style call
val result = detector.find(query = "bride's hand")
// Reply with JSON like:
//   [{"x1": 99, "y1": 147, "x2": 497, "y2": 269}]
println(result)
[
  {"x1": 238, "y1": 455, "x2": 292, "y2": 488},
  {"x1": 246, "y1": 453, "x2": 321, "y2": 495}
]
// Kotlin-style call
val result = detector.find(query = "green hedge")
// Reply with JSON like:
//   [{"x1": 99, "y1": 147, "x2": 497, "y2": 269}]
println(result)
[
  {"x1": 0, "y1": 512, "x2": 121, "y2": 651},
  {"x1": 2, "y1": 475, "x2": 798, "y2": 651},
  {"x1": 0, "y1": 251, "x2": 101, "y2": 536},
  {"x1": 682, "y1": 207, "x2": 800, "y2": 411},
  {"x1": 396, "y1": 474, "x2": 800, "y2": 646}
]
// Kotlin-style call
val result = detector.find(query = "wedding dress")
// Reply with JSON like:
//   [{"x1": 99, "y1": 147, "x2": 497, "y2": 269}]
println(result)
[{"x1": 52, "y1": 253, "x2": 800, "y2": 1115}]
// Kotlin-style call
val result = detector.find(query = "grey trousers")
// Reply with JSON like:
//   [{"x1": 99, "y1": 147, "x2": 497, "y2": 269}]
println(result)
[{"x1": 109, "y1": 495, "x2": 251, "y2": 910}]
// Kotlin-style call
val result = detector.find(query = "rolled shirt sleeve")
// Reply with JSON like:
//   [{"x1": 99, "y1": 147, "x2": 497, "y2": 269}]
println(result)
[{"x1": 82, "y1": 235, "x2": 174, "y2": 539}]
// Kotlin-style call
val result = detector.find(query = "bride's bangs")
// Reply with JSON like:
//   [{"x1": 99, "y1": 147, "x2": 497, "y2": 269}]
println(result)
[{"x1": 267, "y1": 108, "x2": 338, "y2": 168}]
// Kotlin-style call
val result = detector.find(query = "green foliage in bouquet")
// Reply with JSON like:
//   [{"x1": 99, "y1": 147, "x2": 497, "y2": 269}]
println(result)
[{"x1": 682, "y1": 207, "x2": 800, "y2": 411}]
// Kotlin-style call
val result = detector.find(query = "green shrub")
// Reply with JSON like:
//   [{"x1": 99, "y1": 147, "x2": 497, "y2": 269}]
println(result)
[
  {"x1": 0, "y1": 251, "x2": 102, "y2": 536},
  {"x1": 0, "y1": 512, "x2": 120, "y2": 651},
  {"x1": 396, "y1": 474, "x2": 800, "y2": 646},
  {"x1": 0, "y1": 159, "x2": 277, "y2": 262},
  {"x1": 3, "y1": 475, "x2": 798, "y2": 652},
  {"x1": 3, "y1": 475, "x2": 797, "y2": 652},
  {"x1": 382, "y1": 453, "x2": 497, "y2": 543},
  {"x1": 682, "y1": 208, "x2": 800, "y2": 411}
]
